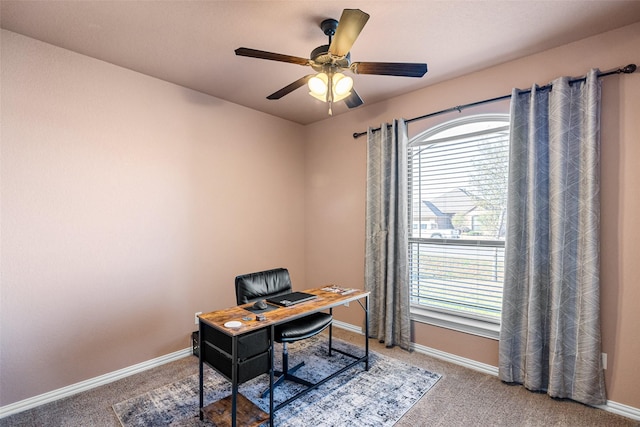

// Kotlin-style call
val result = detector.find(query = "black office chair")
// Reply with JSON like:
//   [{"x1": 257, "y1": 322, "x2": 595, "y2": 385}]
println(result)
[{"x1": 235, "y1": 268, "x2": 333, "y2": 397}]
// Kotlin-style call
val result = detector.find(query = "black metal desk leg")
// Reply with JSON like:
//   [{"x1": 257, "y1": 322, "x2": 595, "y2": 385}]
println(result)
[
  {"x1": 328, "y1": 307, "x2": 333, "y2": 356},
  {"x1": 269, "y1": 325, "x2": 274, "y2": 426},
  {"x1": 231, "y1": 336, "x2": 238, "y2": 427},
  {"x1": 198, "y1": 322, "x2": 204, "y2": 420},
  {"x1": 365, "y1": 295, "x2": 369, "y2": 371}
]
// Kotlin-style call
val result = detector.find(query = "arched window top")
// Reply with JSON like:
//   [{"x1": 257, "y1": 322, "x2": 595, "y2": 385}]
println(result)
[{"x1": 410, "y1": 114, "x2": 509, "y2": 147}]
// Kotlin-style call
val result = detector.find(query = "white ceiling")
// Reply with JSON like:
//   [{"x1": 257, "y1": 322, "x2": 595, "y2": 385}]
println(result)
[{"x1": 2, "y1": 1, "x2": 640, "y2": 125}]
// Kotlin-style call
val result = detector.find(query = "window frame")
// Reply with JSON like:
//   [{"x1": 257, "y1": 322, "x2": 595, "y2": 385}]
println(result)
[{"x1": 407, "y1": 113, "x2": 510, "y2": 340}]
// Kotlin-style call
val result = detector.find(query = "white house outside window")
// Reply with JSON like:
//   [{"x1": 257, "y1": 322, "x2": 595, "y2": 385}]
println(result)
[{"x1": 407, "y1": 114, "x2": 509, "y2": 339}]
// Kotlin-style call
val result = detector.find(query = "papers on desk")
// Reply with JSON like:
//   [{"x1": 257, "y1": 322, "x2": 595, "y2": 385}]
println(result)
[{"x1": 322, "y1": 285, "x2": 357, "y2": 295}]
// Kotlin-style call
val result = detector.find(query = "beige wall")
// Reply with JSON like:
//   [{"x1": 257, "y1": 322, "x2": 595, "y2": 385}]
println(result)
[
  {"x1": 2, "y1": 21, "x2": 640, "y2": 411},
  {"x1": 304, "y1": 22, "x2": 640, "y2": 408},
  {"x1": 0, "y1": 30, "x2": 306, "y2": 405}
]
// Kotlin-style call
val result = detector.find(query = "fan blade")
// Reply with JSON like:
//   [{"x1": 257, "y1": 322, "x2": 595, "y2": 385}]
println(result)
[
  {"x1": 344, "y1": 89, "x2": 364, "y2": 109},
  {"x1": 329, "y1": 9, "x2": 370, "y2": 57},
  {"x1": 351, "y1": 61, "x2": 428, "y2": 77},
  {"x1": 266, "y1": 75, "x2": 314, "y2": 100},
  {"x1": 235, "y1": 47, "x2": 311, "y2": 66}
]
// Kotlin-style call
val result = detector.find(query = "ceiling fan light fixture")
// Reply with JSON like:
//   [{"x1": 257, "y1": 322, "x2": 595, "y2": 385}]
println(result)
[
  {"x1": 332, "y1": 73, "x2": 353, "y2": 101},
  {"x1": 308, "y1": 73, "x2": 328, "y2": 99},
  {"x1": 308, "y1": 72, "x2": 353, "y2": 103}
]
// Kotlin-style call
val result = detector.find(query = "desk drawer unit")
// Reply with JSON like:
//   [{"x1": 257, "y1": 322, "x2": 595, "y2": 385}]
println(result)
[{"x1": 200, "y1": 323, "x2": 270, "y2": 383}]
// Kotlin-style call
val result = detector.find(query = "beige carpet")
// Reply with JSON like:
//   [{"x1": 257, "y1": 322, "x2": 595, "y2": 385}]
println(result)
[{"x1": 1, "y1": 328, "x2": 637, "y2": 427}]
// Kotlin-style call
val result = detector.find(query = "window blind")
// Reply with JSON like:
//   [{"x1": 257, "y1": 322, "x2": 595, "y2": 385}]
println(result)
[{"x1": 408, "y1": 116, "x2": 509, "y2": 321}]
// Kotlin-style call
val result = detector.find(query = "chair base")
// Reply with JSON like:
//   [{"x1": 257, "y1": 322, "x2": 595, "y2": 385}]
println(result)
[
  {"x1": 260, "y1": 317, "x2": 334, "y2": 399},
  {"x1": 261, "y1": 361, "x2": 314, "y2": 398}
]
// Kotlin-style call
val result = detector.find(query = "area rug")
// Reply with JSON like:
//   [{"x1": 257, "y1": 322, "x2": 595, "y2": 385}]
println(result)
[{"x1": 113, "y1": 335, "x2": 441, "y2": 426}]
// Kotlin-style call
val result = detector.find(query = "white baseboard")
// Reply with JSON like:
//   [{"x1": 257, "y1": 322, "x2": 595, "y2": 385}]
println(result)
[
  {"x1": 596, "y1": 400, "x2": 640, "y2": 421},
  {"x1": 3, "y1": 322, "x2": 639, "y2": 422},
  {"x1": 0, "y1": 347, "x2": 192, "y2": 419},
  {"x1": 331, "y1": 319, "x2": 364, "y2": 335},
  {"x1": 410, "y1": 341, "x2": 499, "y2": 376},
  {"x1": 331, "y1": 320, "x2": 498, "y2": 376},
  {"x1": 333, "y1": 320, "x2": 640, "y2": 421}
]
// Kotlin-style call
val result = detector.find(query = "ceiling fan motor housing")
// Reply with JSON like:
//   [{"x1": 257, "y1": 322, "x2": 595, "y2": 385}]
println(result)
[{"x1": 310, "y1": 45, "x2": 351, "y2": 71}]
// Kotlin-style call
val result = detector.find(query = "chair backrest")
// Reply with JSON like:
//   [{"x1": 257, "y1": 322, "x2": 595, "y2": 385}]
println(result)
[{"x1": 235, "y1": 268, "x2": 293, "y2": 305}]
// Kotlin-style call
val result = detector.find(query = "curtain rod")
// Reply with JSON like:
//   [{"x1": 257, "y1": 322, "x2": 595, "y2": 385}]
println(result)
[{"x1": 352, "y1": 63, "x2": 637, "y2": 139}]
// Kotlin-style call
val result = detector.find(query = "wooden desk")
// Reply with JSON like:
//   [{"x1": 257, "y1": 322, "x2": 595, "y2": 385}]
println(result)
[{"x1": 198, "y1": 286, "x2": 370, "y2": 427}]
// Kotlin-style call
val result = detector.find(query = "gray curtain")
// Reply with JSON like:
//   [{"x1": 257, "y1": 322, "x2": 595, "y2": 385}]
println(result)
[
  {"x1": 364, "y1": 119, "x2": 411, "y2": 350},
  {"x1": 499, "y1": 70, "x2": 606, "y2": 405}
]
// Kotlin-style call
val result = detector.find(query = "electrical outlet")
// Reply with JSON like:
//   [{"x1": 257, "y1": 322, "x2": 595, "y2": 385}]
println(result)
[
  {"x1": 602, "y1": 352, "x2": 607, "y2": 370},
  {"x1": 194, "y1": 312, "x2": 202, "y2": 325}
]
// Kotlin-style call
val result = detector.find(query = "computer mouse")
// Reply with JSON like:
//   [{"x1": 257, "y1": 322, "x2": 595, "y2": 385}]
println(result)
[{"x1": 253, "y1": 300, "x2": 268, "y2": 310}]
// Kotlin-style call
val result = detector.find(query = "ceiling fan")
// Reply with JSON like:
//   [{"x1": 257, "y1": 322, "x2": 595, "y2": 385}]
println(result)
[{"x1": 235, "y1": 9, "x2": 428, "y2": 115}]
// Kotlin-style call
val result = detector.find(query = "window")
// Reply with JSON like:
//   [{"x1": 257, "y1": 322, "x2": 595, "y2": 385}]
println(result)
[{"x1": 408, "y1": 114, "x2": 509, "y2": 339}]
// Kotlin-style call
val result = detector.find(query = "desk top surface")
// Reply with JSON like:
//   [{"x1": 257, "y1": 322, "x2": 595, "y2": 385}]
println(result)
[{"x1": 198, "y1": 286, "x2": 369, "y2": 336}]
